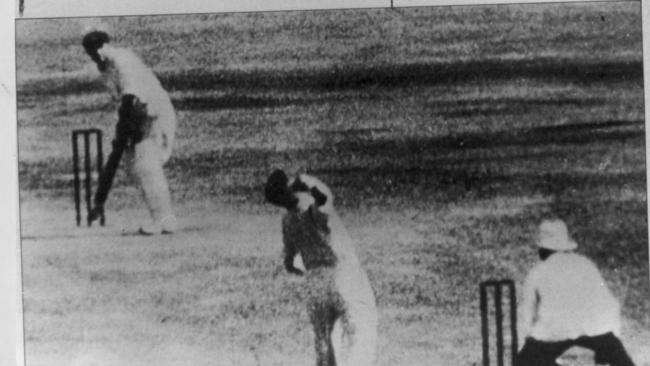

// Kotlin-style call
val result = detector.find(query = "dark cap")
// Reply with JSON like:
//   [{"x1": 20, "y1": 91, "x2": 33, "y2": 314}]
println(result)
[{"x1": 82, "y1": 31, "x2": 110, "y2": 54}]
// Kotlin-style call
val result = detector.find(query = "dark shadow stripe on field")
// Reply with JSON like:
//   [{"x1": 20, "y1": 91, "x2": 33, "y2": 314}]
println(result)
[
  {"x1": 432, "y1": 97, "x2": 607, "y2": 119},
  {"x1": 17, "y1": 57, "x2": 642, "y2": 97},
  {"x1": 172, "y1": 93, "x2": 378, "y2": 111},
  {"x1": 162, "y1": 58, "x2": 643, "y2": 91},
  {"x1": 18, "y1": 119, "x2": 644, "y2": 192},
  {"x1": 329, "y1": 119, "x2": 645, "y2": 152},
  {"x1": 306, "y1": 167, "x2": 646, "y2": 204},
  {"x1": 47, "y1": 102, "x2": 115, "y2": 117},
  {"x1": 40, "y1": 95, "x2": 611, "y2": 116},
  {"x1": 18, "y1": 76, "x2": 105, "y2": 98},
  {"x1": 173, "y1": 95, "x2": 308, "y2": 110}
]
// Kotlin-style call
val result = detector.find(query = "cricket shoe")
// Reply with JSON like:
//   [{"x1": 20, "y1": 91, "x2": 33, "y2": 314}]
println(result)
[{"x1": 138, "y1": 215, "x2": 177, "y2": 235}]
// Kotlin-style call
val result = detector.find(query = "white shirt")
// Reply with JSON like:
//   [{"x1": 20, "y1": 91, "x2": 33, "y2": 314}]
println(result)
[
  {"x1": 519, "y1": 252, "x2": 621, "y2": 341},
  {"x1": 95, "y1": 45, "x2": 176, "y2": 160},
  {"x1": 97, "y1": 45, "x2": 175, "y2": 118}
]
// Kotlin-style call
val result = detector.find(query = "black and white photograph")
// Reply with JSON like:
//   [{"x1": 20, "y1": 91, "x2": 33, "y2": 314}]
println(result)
[{"x1": 11, "y1": 1, "x2": 650, "y2": 365}]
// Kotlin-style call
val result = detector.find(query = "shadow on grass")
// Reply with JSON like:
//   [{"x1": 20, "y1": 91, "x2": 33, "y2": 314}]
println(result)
[
  {"x1": 173, "y1": 95, "x2": 310, "y2": 111},
  {"x1": 165, "y1": 119, "x2": 644, "y2": 203},
  {"x1": 18, "y1": 57, "x2": 643, "y2": 97},
  {"x1": 172, "y1": 93, "x2": 378, "y2": 111},
  {"x1": 328, "y1": 119, "x2": 644, "y2": 154},
  {"x1": 162, "y1": 58, "x2": 644, "y2": 91},
  {"x1": 20, "y1": 119, "x2": 645, "y2": 200},
  {"x1": 432, "y1": 97, "x2": 608, "y2": 118},
  {"x1": 173, "y1": 94, "x2": 613, "y2": 114}
]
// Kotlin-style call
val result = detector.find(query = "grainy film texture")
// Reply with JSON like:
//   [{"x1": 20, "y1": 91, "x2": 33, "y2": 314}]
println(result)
[{"x1": 16, "y1": 3, "x2": 648, "y2": 366}]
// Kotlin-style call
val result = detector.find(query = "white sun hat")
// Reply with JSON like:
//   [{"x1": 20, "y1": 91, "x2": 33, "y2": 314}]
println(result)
[{"x1": 537, "y1": 219, "x2": 578, "y2": 251}]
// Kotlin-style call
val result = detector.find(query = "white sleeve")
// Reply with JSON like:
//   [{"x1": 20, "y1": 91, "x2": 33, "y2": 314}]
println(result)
[
  {"x1": 518, "y1": 270, "x2": 537, "y2": 345},
  {"x1": 101, "y1": 72, "x2": 121, "y2": 102},
  {"x1": 96, "y1": 48, "x2": 122, "y2": 102}
]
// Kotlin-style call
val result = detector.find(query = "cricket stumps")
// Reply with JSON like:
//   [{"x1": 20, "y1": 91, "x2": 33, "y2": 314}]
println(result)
[{"x1": 72, "y1": 128, "x2": 104, "y2": 226}]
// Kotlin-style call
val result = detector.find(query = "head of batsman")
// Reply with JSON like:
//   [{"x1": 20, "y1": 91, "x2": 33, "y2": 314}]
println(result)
[{"x1": 82, "y1": 30, "x2": 110, "y2": 71}]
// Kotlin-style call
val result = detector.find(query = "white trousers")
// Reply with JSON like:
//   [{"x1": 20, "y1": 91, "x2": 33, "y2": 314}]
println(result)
[{"x1": 124, "y1": 123, "x2": 174, "y2": 225}]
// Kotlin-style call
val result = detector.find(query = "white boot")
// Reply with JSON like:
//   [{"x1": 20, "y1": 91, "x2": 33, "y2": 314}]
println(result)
[
  {"x1": 160, "y1": 215, "x2": 177, "y2": 234},
  {"x1": 138, "y1": 215, "x2": 177, "y2": 235},
  {"x1": 138, "y1": 221, "x2": 161, "y2": 236}
]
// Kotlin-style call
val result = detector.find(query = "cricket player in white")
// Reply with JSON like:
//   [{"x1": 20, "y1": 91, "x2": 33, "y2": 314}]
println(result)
[
  {"x1": 516, "y1": 219, "x2": 636, "y2": 366},
  {"x1": 83, "y1": 31, "x2": 177, "y2": 235}
]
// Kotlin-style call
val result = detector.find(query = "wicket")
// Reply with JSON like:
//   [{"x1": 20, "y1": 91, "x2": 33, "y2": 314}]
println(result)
[
  {"x1": 480, "y1": 279, "x2": 518, "y2": 366},
  {"x1": 72, "y1": 128, "x2": 104, "y2": 226}
]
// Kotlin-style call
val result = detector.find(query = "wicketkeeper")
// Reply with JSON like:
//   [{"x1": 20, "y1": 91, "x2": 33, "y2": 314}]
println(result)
[
  {"x1": 82, "y1": 30, "x2": 177, "y2": 235},
  {"x1": 516, "y1": 219, "x2": 636, "y2": 366}
]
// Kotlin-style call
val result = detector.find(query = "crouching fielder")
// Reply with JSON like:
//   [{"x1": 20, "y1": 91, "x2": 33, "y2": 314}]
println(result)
[
  {"x1": 82, "y1": 30, "x2": 177, "y2": 234},
  {"x1": 265, "y1": 170, "x2": 378, "y2": 366},
  {"x1": 516, "y1": 219, "x2": 636, "y2": 366}
]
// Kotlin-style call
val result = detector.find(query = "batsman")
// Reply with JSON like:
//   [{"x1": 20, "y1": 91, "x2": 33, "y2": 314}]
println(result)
[{"x1": 83, "y1": 30, "x2": 177, "y2": 235}]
